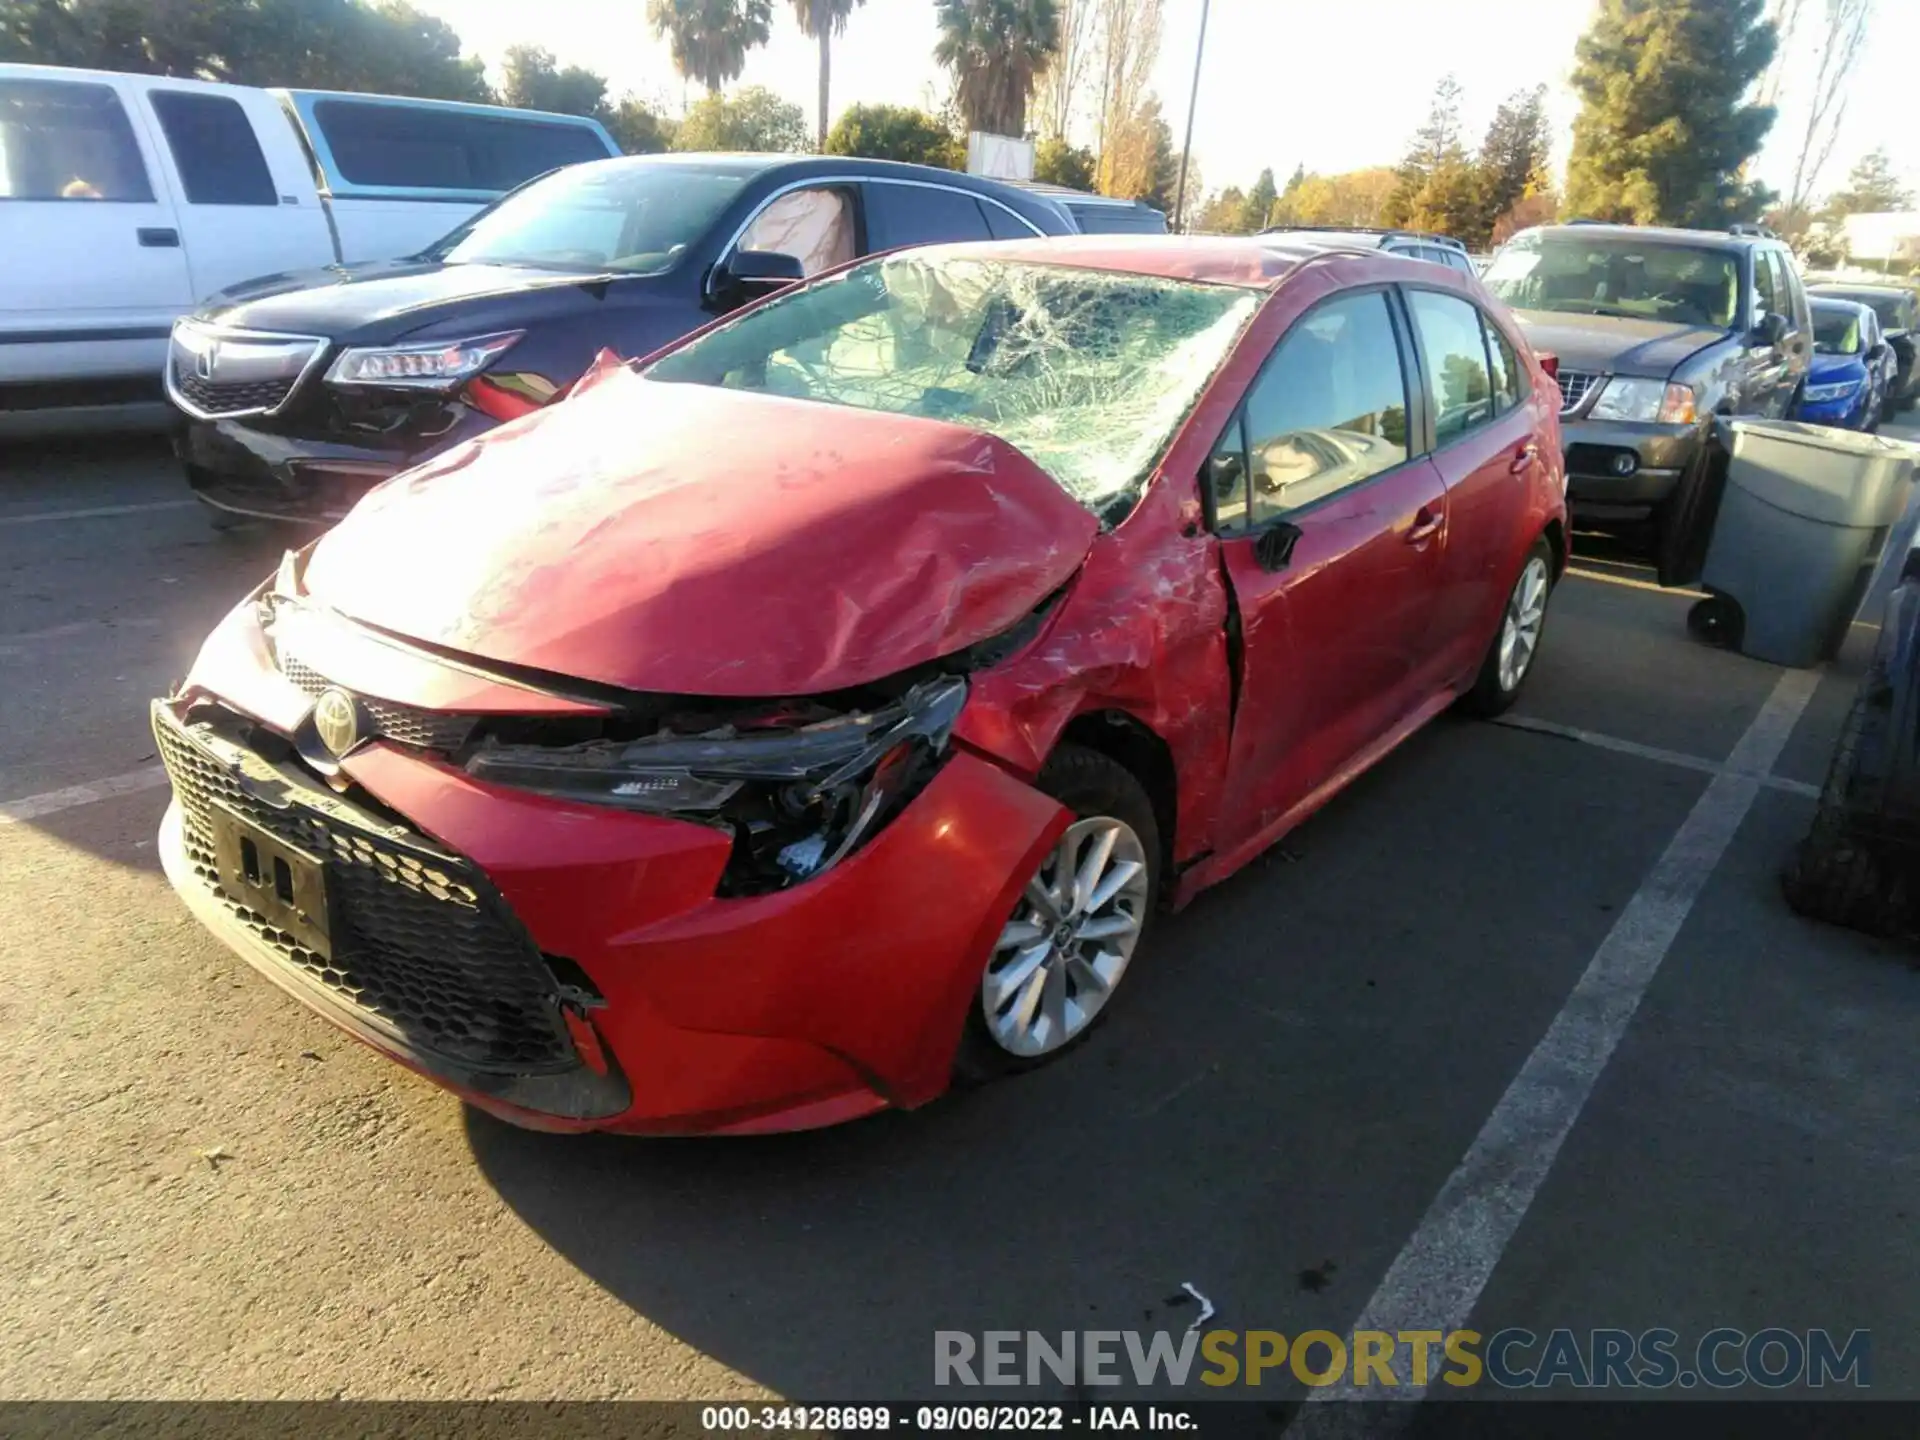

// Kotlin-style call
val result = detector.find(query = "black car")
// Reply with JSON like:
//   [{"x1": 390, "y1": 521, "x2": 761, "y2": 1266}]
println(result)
[
  {"x1": 167, "y1": 153, "x2": 1077, "y2": 524},
  {"x1": 1483, "y1": 224, "x2": 1813, "y2": 551},
  {"x1": 1011, "y1": 182, "x2": 1167, "y2": 234},
  {"x1": 1809, "y1": 280, "x2": 1920, "y2": 418}
]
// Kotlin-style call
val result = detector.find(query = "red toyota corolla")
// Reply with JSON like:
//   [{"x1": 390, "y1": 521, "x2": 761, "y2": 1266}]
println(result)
[{"x1": 153, "y1": 237, "x2": 1566, "y2": 1135}]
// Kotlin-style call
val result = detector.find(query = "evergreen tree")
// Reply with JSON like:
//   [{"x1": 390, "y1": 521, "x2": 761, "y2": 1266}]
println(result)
[
  {"x1": 1239, "y1": 167, "x2": 1277, "y2": 233},
  {"x1": 498, "y1": 44, "x2": 608, "y2": 117},
  {"x1": 1383, "y1": 76, "x2": 1467, "y2": 231},
  {"x1": 1032, "y1": 135, "x2": 1096, "y2": 189},
  {"x1": 1563, "y1": 0, "x2": 1777, "y2": 227},
  {"x1": 672, "y1": 84, "x2": 808, "y2": 151},
  {"x1": 1471, "y1": 85, "x2": 1551, "y2": 248},
  {"x1": 826, "y1": 103, "x2": 963, "y2": 169}
]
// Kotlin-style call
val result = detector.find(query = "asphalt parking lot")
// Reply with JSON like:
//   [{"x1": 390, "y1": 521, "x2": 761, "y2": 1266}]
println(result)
[{"x1": 3, "y1": 429, "x2": 1919, "y2": 1407}]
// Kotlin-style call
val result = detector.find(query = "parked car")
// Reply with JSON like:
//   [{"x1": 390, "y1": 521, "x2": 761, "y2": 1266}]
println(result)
[
  {"x1": 0, "y1": 63, "x2": 618, "y2": 436},
  {"x1": 167, "y1": 153, "x2": 1077, "y2": 525},
  {"x1": 1260, "y1": 227, "x2": 1479, "y2": 278},
  {"x1": 1483, "y1": 223, "x2": 1812, "y2": 554},
  {"x1": 1012, "y1": 181, "x2": 1167, "y2": 234},
  {"x1": 1809, "y1": 281, "x2": 1919, "y2": 417},
  {"x1": 1801, "y1": 297, "x2": 1894, "y2": 430},
  {"x1": 151, "y1": 236, "x2": 1567, "y2": 1134}
]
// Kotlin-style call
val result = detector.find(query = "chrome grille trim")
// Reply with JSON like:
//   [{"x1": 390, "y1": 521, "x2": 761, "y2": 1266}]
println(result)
[
  {"x1": 1556, "y1": 368, "x2": 1603, "y2": 416},
  {"x1": 165, "y1": 319, "x2": 330, "y2": 422}
]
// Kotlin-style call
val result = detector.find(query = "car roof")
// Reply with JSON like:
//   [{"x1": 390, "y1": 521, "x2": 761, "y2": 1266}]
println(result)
[
  {"x1": 1810, "y1": 280, "x2": 1914, "y2": 296},
  {"x1": 1262, "y1": 226, "x2": 1467, "y2": 252},
  {"x1": 904, "y1": 234, "x2": 1465, "y2": 290},
  {"x1": 1523, "y1": 222, "x2": 1767, "y2": 252},
  {"x1": 1012, "y1": 182, "x2": 1157, "y2": 210},
  {"x1": 1811, "y1": 296, "x2": 1873, "y2": 314}
]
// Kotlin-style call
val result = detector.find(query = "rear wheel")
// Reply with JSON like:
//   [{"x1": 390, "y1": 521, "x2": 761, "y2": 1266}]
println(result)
[
  {"x1": 1459, "y1": 539, "x2": 1553, "y2": 718},
  {"x1": 955, "y1": 746, "x2": 1160, "y2": 1082}
]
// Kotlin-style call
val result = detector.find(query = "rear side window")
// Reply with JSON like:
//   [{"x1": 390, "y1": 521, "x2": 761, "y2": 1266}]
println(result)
[
  {"x1": 1752, "y1": 250, "x2": 1784, "y2": 323},
  {"x1": 862, "y1": 183, "x2": 993, "y2": 250},
  {"x1": 1067, "y1": 202, "x2": 1166, "y2": 235},
  {"x1": 1232, "y1": 289, "x2": 1412, "y2": 523},
  {"x1": 982, "y1": 201, "x2": 1039, "y2": 239},
  {"x1": 150, "y1": 92, "x2": 276, "y2": 206},
  {"x1": 1483, "y1": 314, "x2": 1527, "y2": 414},
  {"x1": 310, "y1": 99, "x2": 609, "y2": 192},
  {"x1": 1407, "y1": 289, "x2": 1494, "y2": 443},
  {"x1": 0, "y1": 79, "x2": 154, "y2": 201}
]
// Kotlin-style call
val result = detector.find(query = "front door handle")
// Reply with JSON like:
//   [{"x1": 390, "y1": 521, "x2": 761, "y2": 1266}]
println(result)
[
  {"x1": 1509, "y1": 442, "x2": 1539, "y2": 474},
  {"x1": 137, "y1": 227, "x2": 180, "y2": 247},
  {"x1": 1406, "y1": 505, "x2": 1443, "y2": 544}
]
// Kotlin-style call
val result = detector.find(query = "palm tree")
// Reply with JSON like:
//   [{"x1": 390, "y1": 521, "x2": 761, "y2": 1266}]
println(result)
[
  {"x1": 934, "y1": 0, "x2": 1060, "y2": 139},
  {"x1": 647, "y1": 0, "x2": 774, "y2": 95},
  {"x1": 791, "y1": 0, "x2": 866, "y2": 150}
]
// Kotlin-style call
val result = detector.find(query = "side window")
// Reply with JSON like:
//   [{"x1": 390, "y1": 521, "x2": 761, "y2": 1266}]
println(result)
[
  {"x1": 739, "y1": 186, "x2": 856, "y2": 275},
  {"x1": 1240, "y1": 290, "x2": 1411, "y2": 521},
  {"x1": 1752, "y1": 250, "x2": 1783, "y2": 324},
  {"x1": 1207, "y1": 413, "x2": 1251, "y2": 535},
  {"x1": 309, "y1": 99, "x2": 608, "y2": 191},
  {"x1": 981, "y1": 200, "x2": 1037, "y2": 240},
  {"x1": 1407, "y1": 289, "x2": 1494, "y2": 443},
  {"x1": 149, "y1": 92, "x2": 277, "y2": 206},
  {"x1": 1448, "y1": 250, "x2": 1477, "y2": 276},
  {"x1": 0, "y1": 79, "x2": 154, "y2": 201},
  {"x1": 1773, "y1": 253, "x2": 1808, "y2": 329},
  {"x1": 1482, "y1": 312, "x2": 1527, "y2": 414},
  {"x1": 863, "y1": 183, "x2": 994, "y2": 251}
]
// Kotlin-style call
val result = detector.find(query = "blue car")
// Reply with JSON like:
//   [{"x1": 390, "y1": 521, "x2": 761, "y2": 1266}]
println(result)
[{"x1": 1800, "y1": 297, "x2": 1890, "y2": 430}]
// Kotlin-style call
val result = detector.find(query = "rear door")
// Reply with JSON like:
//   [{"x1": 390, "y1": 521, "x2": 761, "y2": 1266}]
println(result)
[
  {"x1": 1209, "y1": 285, "x2": 1449, "y2": 850},
  {"x1": 141, "y1": 87, "x2": 334, "y2": 300},
  {"x1": 1745, "y1": 249, "x2": 1796, "y2": 416},
  {"x1": 1403, "y1": 286, "x2": 1544, "y2": 682},
  {"x1": 0, "y1": 72, "x2": 192, "y2": 382}
]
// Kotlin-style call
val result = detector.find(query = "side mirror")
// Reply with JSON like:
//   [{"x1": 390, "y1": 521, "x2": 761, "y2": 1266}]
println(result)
[
  {"x1": 719, "y1": 249, "x2": 805, "y2": 297},
  {"x1": 1754, "y1": 311, "x2": 1789, "y2": 347}
]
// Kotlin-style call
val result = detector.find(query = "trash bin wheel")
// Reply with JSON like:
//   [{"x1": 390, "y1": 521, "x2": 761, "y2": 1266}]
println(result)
[
  {"x1": 1686, "y1": 594, "x2": 1745, "y2": 649},
  {"x1": 1781, "y1": 672, "x2": 1904, "y2": 936}
]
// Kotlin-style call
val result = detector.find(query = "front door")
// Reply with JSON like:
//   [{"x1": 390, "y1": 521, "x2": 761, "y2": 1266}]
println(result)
[{"x1": 1209, "y1": 287, "x2": 1449, "y2": 851}]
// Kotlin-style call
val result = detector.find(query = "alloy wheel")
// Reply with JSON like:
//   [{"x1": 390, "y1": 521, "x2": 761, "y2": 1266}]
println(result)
[
  {"x1": 1498, "y1": 555, "x2": 1550, "y2": 693},
  {"x1": 981, "y1": 817, "x2": 1150, "y2": 1058}
]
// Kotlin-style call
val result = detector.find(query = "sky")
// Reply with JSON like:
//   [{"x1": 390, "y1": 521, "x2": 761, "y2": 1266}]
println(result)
[{"x1": 415, "y1": 0, "x2": 1920, "y2": 208}]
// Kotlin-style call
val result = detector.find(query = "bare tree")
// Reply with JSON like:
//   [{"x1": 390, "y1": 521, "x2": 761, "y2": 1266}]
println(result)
[
  {"x1": 1756, "y1": 0, "x2": 1807, "y2": 107},
  {"x1": 1785, "y1": 0, "x2": 1873, "y2": 227},
  {"x1": 1035, "y1": 0, "x2": 1099, "y2": 142},
  {"x1": 1093, "y1": 0, "x2": 1160, "y2": 194}
]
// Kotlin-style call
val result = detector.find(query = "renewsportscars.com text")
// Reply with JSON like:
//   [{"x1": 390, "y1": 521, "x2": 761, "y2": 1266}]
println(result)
[{"x1": 934, "y1": 1328, "x2": 1870, "y2": 1389}]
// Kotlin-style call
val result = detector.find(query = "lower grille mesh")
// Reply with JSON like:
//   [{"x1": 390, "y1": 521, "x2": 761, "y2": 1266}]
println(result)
[{"x1": 155, "y1": 707, "x2": 575, "y2": 1073}]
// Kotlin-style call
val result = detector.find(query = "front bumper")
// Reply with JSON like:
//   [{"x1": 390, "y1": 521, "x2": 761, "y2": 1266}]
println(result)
[
  {"x1": 1558, "y1": 417, "x2": 1701, "y2": 518},
  {"x1": 153, "y1": 669, "x2": 1067, "y2": 1134},
  {"x1": 1799, "y1": 388, "x2": 1870, "y2": 429},
  {"x1": 176, "y1": 409, "x2": 499, "y2": 525}
]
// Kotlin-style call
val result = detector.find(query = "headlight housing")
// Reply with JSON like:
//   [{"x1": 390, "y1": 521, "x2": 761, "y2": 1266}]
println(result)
[
  {"x1": 465, "y1": 677, "x2": 968, "y2": 894},
  {"x1": 1804, "y1": 379, "x2": 1862, "y2": 403},
  {"x1": 1587, "y1": 376, "x2": 1698, "y2": 424},
  {"x1": 325, "y1": 331, "x2": 523, "y2": 390}
]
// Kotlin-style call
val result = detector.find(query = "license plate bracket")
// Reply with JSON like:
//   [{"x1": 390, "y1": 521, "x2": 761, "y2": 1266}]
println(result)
[{"x1": 209, "y1": 803, "x2": 333, "y2": 959}]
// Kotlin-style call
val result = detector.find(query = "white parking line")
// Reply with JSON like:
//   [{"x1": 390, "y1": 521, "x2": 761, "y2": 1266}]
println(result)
[
  {"x1": 1294, "y1": 666, "x2": 1820, "y2": 1426},
  {"x1": 0, "y1": 500, "x2": 197, "y2": 527},
  {"x1": 1495, "y1": 713, "x2": 1821, "y2": 798},
  {"x1": 0, "y1": 766, "x2": 168, "y2": 826}
]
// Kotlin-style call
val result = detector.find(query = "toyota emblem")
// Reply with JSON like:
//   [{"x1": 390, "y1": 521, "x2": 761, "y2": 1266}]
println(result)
[{"x1": 312, "y1": 688, "x2": 361, "y2": 758}]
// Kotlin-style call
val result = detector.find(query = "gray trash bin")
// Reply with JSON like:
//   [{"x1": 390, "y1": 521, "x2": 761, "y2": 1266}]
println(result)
[{"x1": 1692, "y1": 420, "x2": 1920, "y2": 667}]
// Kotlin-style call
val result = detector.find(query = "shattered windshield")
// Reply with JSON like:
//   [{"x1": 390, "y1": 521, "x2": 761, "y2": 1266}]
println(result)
[
  {"x1": 1485, "y1": 234, "x2": 1741, "y2": 328},
  {"x1": 645, "y1": 254, "x2": 1260, "y2": 518}
]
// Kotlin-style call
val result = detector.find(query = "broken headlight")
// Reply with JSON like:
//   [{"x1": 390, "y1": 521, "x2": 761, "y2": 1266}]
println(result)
[{"x1": 464, "y1": 677, "x2": 968, "y2": 894}]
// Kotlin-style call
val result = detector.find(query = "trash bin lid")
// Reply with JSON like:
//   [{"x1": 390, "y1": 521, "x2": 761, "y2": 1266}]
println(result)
[{"x1": 1720, "y1": 419, "x2": 1919, "y2": 526}]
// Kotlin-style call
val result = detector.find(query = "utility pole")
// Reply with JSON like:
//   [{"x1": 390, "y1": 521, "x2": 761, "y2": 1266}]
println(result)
[{"x1": 1173, "y1": 0, "x2": 1210, "y2": 233}]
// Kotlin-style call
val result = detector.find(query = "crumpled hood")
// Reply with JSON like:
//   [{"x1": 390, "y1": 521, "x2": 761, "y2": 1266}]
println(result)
[
  {"x1": 301, "y1": 366, "x2": 1100, "y2": 697},
  {"x1": 1511, "y1": 310, "x2": 1727, "y2": 378}
]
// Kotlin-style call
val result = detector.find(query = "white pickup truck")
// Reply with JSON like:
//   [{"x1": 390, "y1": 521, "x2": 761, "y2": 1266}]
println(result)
[{"x1": 0, "y1": 63, "x2": 620, "y2": 435}]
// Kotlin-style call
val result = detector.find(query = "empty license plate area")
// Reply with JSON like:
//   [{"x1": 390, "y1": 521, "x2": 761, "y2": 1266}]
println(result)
[{"x1": 210, "y1": 802, "x2": 333, "y2": 958}]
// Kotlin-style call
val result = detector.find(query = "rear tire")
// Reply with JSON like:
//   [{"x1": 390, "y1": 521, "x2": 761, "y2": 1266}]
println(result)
[
  {"x1": 1782, "y1": 674, "x2": 1904, "y2": 936},
  {"x1": 954, "y1": 745, "x2": 1161, "y2": 1084},
  {"x1": 1460, "y1": 539, "x2": 1554, "y2": 718}
]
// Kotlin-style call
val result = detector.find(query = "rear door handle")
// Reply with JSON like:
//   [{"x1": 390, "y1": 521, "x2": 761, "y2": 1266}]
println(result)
[
  {"x1": 137, "y1": 227, "x2": 180, "y2": 247},
  {"x1": 1406, "y1": 505, "x2": 1443, "y2": 544},
  {"x1": 1509, "y1": 442, "x2": 1539, "y2": 474}
]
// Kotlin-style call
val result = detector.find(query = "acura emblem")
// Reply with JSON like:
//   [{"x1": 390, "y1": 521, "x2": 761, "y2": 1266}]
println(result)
[
  {"x1": 194, "y1": 339, "x2": 217, "y2": 381},
  {"x1": 312, "y1": 688, "x2": 361, "y2": 758}
]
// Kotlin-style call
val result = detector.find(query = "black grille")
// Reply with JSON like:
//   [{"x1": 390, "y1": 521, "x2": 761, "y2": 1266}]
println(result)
[
  {"x1": 171, "y1": 364, "x2": 297, "y2": 416},
  {"x1": 279, "y1": 653, "x2": 478, "y2": 753},
  {"x1": 155, "y1": 706, "x2": 577, "y2": 1073}
]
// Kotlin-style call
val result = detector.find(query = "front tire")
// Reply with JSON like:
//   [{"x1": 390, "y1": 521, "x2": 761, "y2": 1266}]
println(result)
[
  {"x1": 1460, "y1": 539, "x2": 1553, "y2": 718},
  {"x1": 955, "y1": 745, "x2": 1161, "y2": 1082}
]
